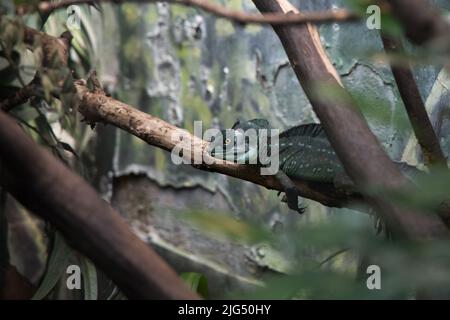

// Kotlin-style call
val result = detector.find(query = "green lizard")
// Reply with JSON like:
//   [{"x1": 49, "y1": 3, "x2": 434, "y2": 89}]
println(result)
[{"x1": 206, "y1": 119, "x2": 421, "y2": 214}]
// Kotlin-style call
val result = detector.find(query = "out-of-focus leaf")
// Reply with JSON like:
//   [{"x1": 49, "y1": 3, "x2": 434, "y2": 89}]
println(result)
[
  {"x1": 180, "y1": 272, "x2": 208, "y2": 298},
  {"x1": 182, "y1": 209, "x2": 272, "y2": 244},
  {"x1": 40, "y1": 74, "x2": 53, "y2": 102},
  {"x1": 59, "y1": 141, "x2": 78, "y2": 158},
  {"x1": 370, "y1": 167, "x2": 450, "y2": 213},
  {"x1": 80, "y1": 256, "x2": 97, "y2": 300},
  {"x1": 32, "y1": 232, "x2": 71, "y2": 300}
]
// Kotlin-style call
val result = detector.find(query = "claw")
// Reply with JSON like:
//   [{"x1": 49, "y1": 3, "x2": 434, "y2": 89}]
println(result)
[
  {"x1": 274, "y1": 171, "x2": 306, "y2": 215},
  {"x1": 285, "y1": 188, "x2": 306, "y2": 215}
]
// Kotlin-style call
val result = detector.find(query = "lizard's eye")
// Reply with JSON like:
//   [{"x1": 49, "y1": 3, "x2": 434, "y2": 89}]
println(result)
[{"x1": 225, "y1": 138, "x2": 231, "y2": 145}]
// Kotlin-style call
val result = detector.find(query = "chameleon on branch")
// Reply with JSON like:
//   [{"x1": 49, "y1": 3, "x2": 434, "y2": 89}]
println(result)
[{"x1": 206, "y1": 119, "x2": 421, "y2": 214}]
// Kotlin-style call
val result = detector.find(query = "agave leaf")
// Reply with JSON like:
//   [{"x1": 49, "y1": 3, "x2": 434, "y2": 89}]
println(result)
[
  {"x1": 32, "y1": 232, "x2": 71, "y2": 300},
  {"x1": 80, "y1": 256, "x2": 97, "y2": 300}
]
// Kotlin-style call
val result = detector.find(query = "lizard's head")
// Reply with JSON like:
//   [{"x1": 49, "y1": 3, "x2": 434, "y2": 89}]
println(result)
[
  {"x1": 207, "y1": 127, "x2": 250, "y2": 162},
  {"x1": 207, "y1": 119, "x2": 268, "y2": 163}
]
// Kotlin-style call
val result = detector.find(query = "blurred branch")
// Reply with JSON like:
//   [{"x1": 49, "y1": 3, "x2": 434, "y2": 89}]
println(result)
[
  {"x1": 0, "y1": 81, "x2": 37, "y2": 112},
  {"x1": 0, "y1": 264, "x2": 35, "y2": 300},
  {"x1": 386, "y1": 0, "x2": 450, "y2": 45},
  {"x1": 0, "y1": 110, "x2": 198, "y2": 300},
  {"x1": 251, "y1": 0, "x2": 448, "y2": 240},
  {"x1": 16, "y1": 0, "x2": 359, "y2": 25},
  {"x1": 381, "y1": 35, "x2": 447, "y2": 167}
]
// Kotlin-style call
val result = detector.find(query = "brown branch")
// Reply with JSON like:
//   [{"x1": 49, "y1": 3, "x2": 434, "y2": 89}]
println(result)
[
  {"x1": 0, "y1": 110, "x2": 199, "y2": 299},
  {"x1": 75, "y1": 78, "x2": 359, "y2": 208},
  {"x1": 0, "y1": 82, "x2": 37, "y2": 112},
  {"x1": 381, "y1": 35, "x2": 447, "y2": 167},
  {"x1": 386, "y1": 0, "x2": 450, "y2": 45},
  {"x1": 251, "y1": 0, "x2": 448, "y2": 240},
  {"x1": 16, "y1": 0, "x2": 359, "y2": 25},
  {"x1": 0, "y1": 264, "x2": 35, "y2": 300}
]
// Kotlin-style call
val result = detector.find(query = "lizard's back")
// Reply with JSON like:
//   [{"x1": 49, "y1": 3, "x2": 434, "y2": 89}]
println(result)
[
  {"x1": 276, "y1": 124, "x2": 343, "y2": 182},
  {"x1": 276, "y1": 123, "x2": 421, "y2": 184}
]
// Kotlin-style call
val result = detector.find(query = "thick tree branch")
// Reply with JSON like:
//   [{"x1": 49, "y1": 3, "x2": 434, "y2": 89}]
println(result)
[
  {"x1": 0, "y1": 110, "x2": 198, "y2": 299},
  {"x1": 381, "y1": 35, "x2": 447, "y2": 167},
  {"x1": 251, "y1": 0, "x2": 448, "y2": 240},
  {"x1": 386, "y1": 0, "x2": 450, "y2": 45},
  {"x1": 16, "y1": 0, "x2": 358, "y2": 26},
  {"x1": 0, "y1": 264, "x2": 35, "y2": 300}
]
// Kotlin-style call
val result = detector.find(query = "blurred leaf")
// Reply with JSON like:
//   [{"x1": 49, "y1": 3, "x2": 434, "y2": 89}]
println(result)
[
  {"x1": 80, "y1": 257, "x2": 97, "y2": 300},
  {"x1": 182, "y1": 209, "x2": 272, "y2": 244},
  {"x1": 370, "y1": 167, "x2": 450, "y2": 213},
  {"x1": 180, "y1": 272, "x2": 208, "y2": 298},
  {"x1": 32, "y1": 232, "x2": 71, "y2": 300},
  {"x1": 40, "y1": 74, "x2": 53, "y2": 102}
]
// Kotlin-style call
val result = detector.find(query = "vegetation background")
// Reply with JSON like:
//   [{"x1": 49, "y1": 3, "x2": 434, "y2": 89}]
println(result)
[{"x1": 2, "y1": 0, "x2": 450, "y2": 299}]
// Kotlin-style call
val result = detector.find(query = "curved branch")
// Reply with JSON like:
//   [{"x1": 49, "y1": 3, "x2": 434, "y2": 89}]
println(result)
[
  {"x1": 0, "y1": 110, "x2": 198, "y2": 299},
  {"x1": 386, "y1": 0, "x2": 450, "y2": 45},
  {"x1": 251, "y1": 0, "x2": 448, "y2": 240},
  {"x1": 381, "y1": 35, "x2": 447, "y2": 167},
  {"x1": 0, "y1": 82, "x2": 36, "y2": 112},
  {"x1": 16, "y1": 0, "x2": 358, "y2": 25}
]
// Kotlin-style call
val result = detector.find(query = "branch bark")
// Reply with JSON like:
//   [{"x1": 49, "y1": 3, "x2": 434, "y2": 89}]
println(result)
[
  {"x1": 16, "y1": 0, "x2": 358, "y2": 25},
  {"x1": 381, "y1": 35, "x2": 447, "y2": 167},
  {"x1": 0, "y1": 264, "x2": 35, "y2": 300},
  {"x1": 0, "y1": 110, "x2": 199, "y2": 299},
  {"x1": 251, "y1": 0, "x2": 448, "y2": 240},
  {"x1": 386, "y1": 0, "x2": 450, "y2": 45},
  {"x1": 0, "y1": 81, "x2": 36, "y2": 112}
]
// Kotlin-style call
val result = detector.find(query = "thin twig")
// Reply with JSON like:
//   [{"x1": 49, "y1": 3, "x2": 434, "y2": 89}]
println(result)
[
  {"x1": 16, "y1": 0, "x2": 359, "y2": 25},
  {"x1": 319, "y1": 248, "x2": 349, "y2": 267},
  {"x1": 381, "y1": 35, "x2": 447, "y2": 168},
  {"x1": 0, "y1": 82, "x2": 37, "y2": 112}
]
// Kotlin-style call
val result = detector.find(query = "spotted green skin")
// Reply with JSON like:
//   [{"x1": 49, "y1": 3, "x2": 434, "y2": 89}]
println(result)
[
  {"x1": 209, "y1": 119, "x2": 420, "y2": 185},
  {"x1": 276, "y1": 135, "x2": 343, "y2": 182}
]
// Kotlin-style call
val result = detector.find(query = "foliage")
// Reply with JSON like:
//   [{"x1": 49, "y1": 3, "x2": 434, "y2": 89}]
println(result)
[{"x1": 1, "y1": 0, "x2": 450, "y2": 300}]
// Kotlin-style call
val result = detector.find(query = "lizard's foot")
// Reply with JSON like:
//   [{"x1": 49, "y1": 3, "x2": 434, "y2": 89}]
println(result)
[
  {"x1": 274, "y1": 171, "x2": 306, "y2": 215},
  {"x1": 283, "y1": 189, "x2": 307, "y2": 215}
]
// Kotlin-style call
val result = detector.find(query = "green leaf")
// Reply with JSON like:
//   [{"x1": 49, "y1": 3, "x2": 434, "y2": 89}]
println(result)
[
  {"x1": 80, "y1": 257, "x2": 98, "y2": 300},
  {"x1": 180, "y1": 272, "x2": 208, "y2": 298},
  {"x1": 32, "y1": 232, "x2": 71, "y2": 300}
]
